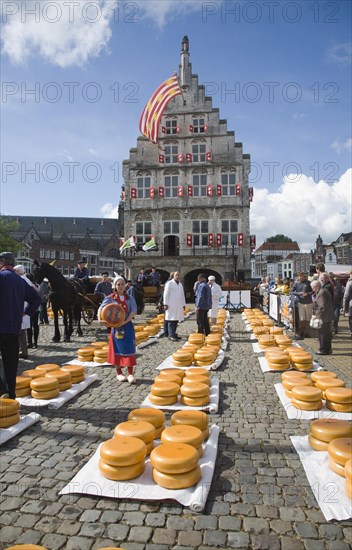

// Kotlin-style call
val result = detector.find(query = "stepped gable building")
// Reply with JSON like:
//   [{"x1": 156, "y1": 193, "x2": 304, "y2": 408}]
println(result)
[
  {"x1": 120, "y1": 36, "x2": 252, "y2": 298},
  {"x1": 6, "y1": 215, "x2": 123, "y2": 276}
]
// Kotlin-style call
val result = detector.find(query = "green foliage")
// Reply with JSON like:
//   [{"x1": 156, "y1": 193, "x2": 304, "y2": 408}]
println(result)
[
  {"x1": 266, "y1": 234, "x2": 293, "y2": 243},
  {"x1": 0, "y1": 217, "x2": 21, "y2": 252}
]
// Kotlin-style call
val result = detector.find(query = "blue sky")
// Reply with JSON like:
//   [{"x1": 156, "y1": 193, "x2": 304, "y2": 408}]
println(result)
[{"x1": 1, "y1": 0, "x2": 351, "y2": 250}]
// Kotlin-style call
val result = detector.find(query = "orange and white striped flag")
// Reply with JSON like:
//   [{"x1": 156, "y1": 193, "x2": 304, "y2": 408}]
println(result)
[{"x1": 139, "y1": 74, "x2": 182, "y2": 144}]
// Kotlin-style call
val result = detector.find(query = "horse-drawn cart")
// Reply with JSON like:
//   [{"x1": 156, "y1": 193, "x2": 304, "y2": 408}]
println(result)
[{"x1": 81, "y1": 293, "x2": 101, "y2": 324}]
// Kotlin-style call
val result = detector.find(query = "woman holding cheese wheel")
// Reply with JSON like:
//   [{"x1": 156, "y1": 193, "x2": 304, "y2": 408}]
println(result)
[{"x1": 99, "y1": 276, "x2": 137, "y2": 384}]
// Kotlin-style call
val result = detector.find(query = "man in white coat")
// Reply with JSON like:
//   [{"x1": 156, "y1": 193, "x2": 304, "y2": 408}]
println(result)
[
  {"x1": 163, "y1": 271, "x2": 186, "y2": 341},
  {"x1": 208, "y1": 275, "x2": 223, "y2": 325}
]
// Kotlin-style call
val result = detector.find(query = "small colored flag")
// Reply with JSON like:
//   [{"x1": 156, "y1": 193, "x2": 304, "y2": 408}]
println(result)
[
  {"x1": 142, "y1": 236, "x2": 157, "y2": 252},
  {"x1": 139, "y1": 74, "x2": 182, "y2": 144},
  {"x1": 119, "y1": 236, "x2": 136, "y2": 254},
  {"x1": 49, "y1": 260, "x2": 57, "y2": 266}
]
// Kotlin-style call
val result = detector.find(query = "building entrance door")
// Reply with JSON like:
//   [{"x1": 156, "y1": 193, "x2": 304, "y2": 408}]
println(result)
[{"x1": 164, "y1": 235, "x2": 179, "y2": 256}]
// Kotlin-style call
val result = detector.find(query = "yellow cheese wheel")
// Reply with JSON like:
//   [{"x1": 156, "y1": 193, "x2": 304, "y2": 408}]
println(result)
[
  {"x1": 291, "y1": 386, "x2": 323, "y2": 402},
  {"x1": 265, "y1": 354, "x2": 290, "y2": 365},
  {"x1": 45, "y1": 370, "x2": 71, "y2": 383},
  {"x1": 149, "y1": 394, "x2": 178, "y2": 406},
  {"x1": 346, "y1": 478, "x2": 352, "y2": 499},
  {"x1": 326, "y1": 401, "x2": 352, "y2": 413},
  {"x1": 114, "y1": 420, "x2": 156, "y2": 444},
  {"x1": 90, "y1": 341, "x2": 107, "y2": 348},
  {"x1": 100, "y1": 436, "x2": 147, "y2": 466},
  {"x1": 285, "y1": 389, "x2": 293, "y2": 399},
  {"x1": 145, "y1": 440, "x2": 154, "y2": 455},
  {"x1": 311, "y1": 419, "x2": 352, "y2": 443},
  {"x1": 328, "y1": 455, "x2": 346, "y2": 477},
  {"x1": 172, "y1": 360, "x2": 193, "y2": 368},
  {"x1": 268, "y1": 362, "x2": 291, "y2": 371},
  {"x1": 6, "y1": 545, "x2": 49, "y2": 550},
  {"x1": 327, "y1": 438, "x2": 352, "y2": 466},
  {"x1": 31, "y1": 388, "x2": 60, "y2": 400},
  {"x1": 181, "y1": 395, "x2": 210, "y2": 407},
  {"x1": 282, "y1": 379, "x2": 313, "y2": 391},
  {"x1": 15, "y1": 387, "x2": 31, "y2": 397},
  {"x1": 21, "y1": 370, "x2": 42, "y2": 380},
  {"x1": 153, "y1": 464, "x2": 201, "y2": 489},
  {"x1": 154, "y1": 374, "x2": 181, "y2": 386},
  {"x1": 183, "y1": 375, "x2": 211, "y2": 386},
  {"x1": 172, "y1": 350, "x2": 193, "y2": 363},
  {"x1": 194, "y1": 360, "x2": 214, "y2": 367},
  {"x1": 311, "y1": 371, "x2": 337, "y2": 382},
  {"x1": 308, "y1": 433, "x2": 329, "y2": 451},
  {"x1": 161, "y1": 424, "x2": 204, "y2": 449},
  {"x1": 180, "y1": 383, "x2": 210, "y2": 398},
  {"x1": 150, "y1": 382, "x2": 180, "y2": 397},
  {"x1": 202, "y1": 427, "x2": 210, "y2": 440},
  {"x1": 99, "y1": 458, "x2": 144, "y2": 480},
  {"x1": 281, "y1": 371, "x2": 308, "y2": 381},
  {"x1": 30, "y1": 377, "x2": 59, "y2": 391},
  {"x1": 0, "y1": 398, "x2": 19, "y2": 417},
  {"x1": 57, "y1": 381, "x2": 72, "y2": 391},
  {"x1": 325, "y1": 387, "x2": 352, "y2": 404},
  {"x1": 150, "y1": 442, "x2": 199, "y2": 474},
  {"x1": 185, "y1": 367, "x2": 209, "y2": 377},
  {"x1": 291, "y1": 398, "x2": 323, "y2": 411},
  {"x1": 188, "y1": 333, "x2": 205, "y2": 342},
  {"x1": 345, "y1": 459, "x2": 352, "y2": 480},
  {"x1": 171, "y1": 410, "x2": 209, "y2": 431},
  {"x1": 182, "y1": 343, "x2": 199, "y2": 354},
  {"x1": 62, "y1": 365, "x2": 85, "y2": 376},
  {"x1": 77, "y1": 346, "x2": 97, "y2": 356},
  {"x1": 194, "y1": 350, "x2": 216, "y2": 361},
  {"x1": 0, "y1": 412, "x2": 20, "y2": 428},
  {"x1": 35, "y1": 364, "x2": 60, "y2": 372},
  {"x1": 127, "y1": 408, "x2": 165, "y2": 428},
  {"x1": 77, "y1": 355, "x2": 92, "y2": 362},
  {"x1": 154, "y1": 424, "x2": 165, "y2": 439},
  {"x1": 315, "y1": 378, "x2": 345, "y2": 391},
  {"x1": 159, "y1": 369, "x2": 184, "y2": 379},
  {"x1": 293, "y1": 362, "x2": 313, "y2": 371},
  {"x1": 94, "y1": 349, "x2": 109, "y2": 358},
  {"x1": 93, "y1": 356, "x2": 107, "y2": 364}
]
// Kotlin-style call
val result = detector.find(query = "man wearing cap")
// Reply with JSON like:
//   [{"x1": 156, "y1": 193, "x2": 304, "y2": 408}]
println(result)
[
  {"x1": 195, "y1": 273, "x2": 212, "y2": 336},
  {"x1": 208, "y1": 275, "x2": 223, "y2": 325},
  {"x1": 94, "y1": 272, "x2": 112, "y2": 302},
  {"x1": 0, "y1": 252, "x2": 41, "y2": 398},
  {"x1": 74, "y1": 260, "x2": 89, "y2": 290}
]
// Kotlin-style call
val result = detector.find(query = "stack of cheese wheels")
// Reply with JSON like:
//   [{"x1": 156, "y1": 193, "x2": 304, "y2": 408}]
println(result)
[
  {"x1": 265, "y1": 349, "x2": 290, "y2": 370},
  {"x1": 128, "y1": 408, "x2": 166, "y2": 439},
  {"x1": 205, "y1": 334, "x2": 222, "y2": 345},
  {"x1": 171, "y1": 349, "x2": 193, "y2": 367},
  {"x1": 158, "y1": 369, "x2": 185, "y2": 382},
  {"x1": 62, "y1": 364, "x2": 85, "y2": 384},
  {"x1": 282, "y1": 377, "x2": 313, "y2": 399},
  {"x1": 275, "y1": 335, "x2": 293, "y2": 349},
  {"x1": 0, "y1": 398, "x2": 20, "y2": 428},
  {"x1": 291, "y1": 386, "x2": 323, "y2": 411},
  {"x1": 327, "y1": 438, "x2": 352, "y2": 477},
  {"x1": 345, "y1": 459, "x2": 352, "y2": 499},
  {"x1": 149, "y1": 381, "x2": 180, "y2": 406},
  {"x1": 135, "y1": 331, "x2": 149, "y2": 346},
  {"x1": 182, "y1": 343, "x2": 199, "y2": 355},
  {"x1": 188, "y1": 333, "x2": 204, "y2": 346},
  {"x1": 308, "y1": 419, "x2": 352, "y2": 451},
  {"x1": 22, "y1": 369, "x2": 43, "y2": 380},
  {"x1": 183, "y1": 372, "x2": 211, "y2": 388},
  {"x1": 143, "y1": 325, "x2": 159, "y2": 337},
  {"x1": 150, "y1": 442, "x2": 201, "y2": 489},
  {"x1": 325, "y1": 388, "x2": 352, "y2": 413},
  {"x1": 77, "y1": 346, "x2": 95, "y2": 362},
  {"x1": 35, "y1": 364, "x2": 60, "y2": 373},
  {"x1": 45, "y1": 369, "x2": 72, "y2": 391},
  {"x1": 180, "y1": 381, "x2": 210, "y2": 407},
  {"x1": 15, "y1": 375, "x2": 31, "y2": 397},
  {"x1": 161, "y1": 424, "x2": 204, "y2": 457},
  {"x1": 30, "y1": 376, "x2": 60, "y2": 400},
  {"x1": 315, "y1": 378, "x2": 345, "y2": 399},
  {"x1": 90, "y1": 341, "x2": 108, "y2": 349},
  {"x1": 193, "y1": 348, "x2": 216, "y2": 367},
  {"x1": 253, "y1": 326, "x2": 270, "y2": 337},
  {"x1": 114, "y1": 420, "x2": 156, "y2": 455},
  {"x1": 289, "y1": 350, "x2": 314, "y2": 371},
  {"x1": 99, "y1": 436, "x2": 146, "y2": 480},
  {"x1": 311, "y1": 371, "x2": 337, "y2": 384},
  {"x1": 281, "y1": 371, "x2": 309, "y2": 383},
  {"x1": 171, "y1": 410, "x2": 209, "y2": 440},
  {"x1": 93, "y1": 347, "x2": 109, "y2": 364},
  {"x1": 258, "y1": 334, "x2": 276, "y2": 350}
]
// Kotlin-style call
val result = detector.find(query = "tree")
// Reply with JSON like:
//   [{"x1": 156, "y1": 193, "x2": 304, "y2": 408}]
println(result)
[
  {"x1": 266, "y1": 234, "x2": 293, "y2": 243},
  {"x1": 0, "y1": 217, "x2": 21, "y2": 252}
]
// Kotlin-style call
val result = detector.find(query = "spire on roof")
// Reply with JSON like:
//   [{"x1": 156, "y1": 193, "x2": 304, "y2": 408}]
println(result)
[{"x1": 179, "y1": 35, "x2": 191, "y2": 88}]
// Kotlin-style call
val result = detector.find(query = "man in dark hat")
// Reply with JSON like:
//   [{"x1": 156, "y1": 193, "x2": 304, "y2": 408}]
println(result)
[
  {"x1": 195, "y1": 273, "x2": 212, "y2": 336},
  {"x1": 74, "y1": 260, "x2": 89, "y2": 290},
  {"x1": 0, "y1": 252, "x2": 41, "y2": 398}
]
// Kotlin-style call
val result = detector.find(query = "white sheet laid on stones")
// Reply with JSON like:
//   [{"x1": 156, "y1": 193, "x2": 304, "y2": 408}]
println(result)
[
  {"x1": 65, "y1": 359, "x2": 113, "y2": 367},
  {"x1": 274, "y1": 383, "x2": 352, "y2": 421},
  {"x1": 0, "y1": 412, "x2": 41, "y2": 446},
  {"x1": 290, "y1": 435, "x2": 351, "y2": 521},
  {"x1": 137, "y1": 337, "x2": 157, "y2": 349},
  {"x1": 140, "y1": 378, "x2": 220, "y2": 413},
  {"x1": 156, "y1": 350, "x2": 225, "y2": 372},
  {"x1": 16, "y1": 374, "x2": 99, "y2": 410},
  {"x1": 258, "y1": 356, "x2": 323, "y2": 374},
  {"x1": 252, "y1": 341, "x2": 301, "y2": 354},
  {"x1": 59, "y1": 424, "x2": 219, "y2": 513}
]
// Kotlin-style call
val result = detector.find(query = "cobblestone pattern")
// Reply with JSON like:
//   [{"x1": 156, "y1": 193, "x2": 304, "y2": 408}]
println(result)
[{"x1": 0, "y1": 309, "x2": 351, "y2": 549}]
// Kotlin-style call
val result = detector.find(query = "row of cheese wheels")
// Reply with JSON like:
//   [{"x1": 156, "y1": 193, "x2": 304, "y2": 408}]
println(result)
[
  {"x1": 307, "y1": 418, "x2": 352, "y2": 499},
  {"x1": 171, "y1": 333, "x2": 223, "y2": 368},
  {"x1": 74, "y1": 340, "x2": 109, "y2": 362},
  {"x1": 16, "y1": 364, "x2": 85, "y2": 399},
  {"x1": 0, "y1": 398, "x2": 20, "y2": 428},
  {"x1": 148, "y1": 368, "x2": 211, "y2": 406},
  {"x1": 265, "y1": 346, "x2": 315, "y2": 371},
  {"x1": 281, "y1": 370, "x2": 352, "y2": 412},
  {"x1": 99, "y1": 408, "x2": 209, "y2": 489}
]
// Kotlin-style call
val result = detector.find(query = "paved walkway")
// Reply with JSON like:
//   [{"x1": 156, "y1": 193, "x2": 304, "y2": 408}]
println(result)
[{"x1": 0, "y1": 308, "x2": 351, "y2": 550}]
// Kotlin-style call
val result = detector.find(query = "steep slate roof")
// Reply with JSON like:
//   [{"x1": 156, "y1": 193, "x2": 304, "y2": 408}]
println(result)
[{"x1": 255, "y1": 242, "x2": 300, "y2": 253}]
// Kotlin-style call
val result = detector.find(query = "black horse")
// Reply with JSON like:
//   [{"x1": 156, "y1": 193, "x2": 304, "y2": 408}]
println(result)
[{"x1": 32, "y1": 261, "x2": 84, "y2": 342}]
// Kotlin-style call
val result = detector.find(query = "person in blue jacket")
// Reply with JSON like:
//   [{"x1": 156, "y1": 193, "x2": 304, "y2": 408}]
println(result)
[
  {"x1": 195, "y1": 273, "x2": 212, "y2": 336},
  {"x1": 0, "y1": 252, "x2": 41, "y2": 398}
]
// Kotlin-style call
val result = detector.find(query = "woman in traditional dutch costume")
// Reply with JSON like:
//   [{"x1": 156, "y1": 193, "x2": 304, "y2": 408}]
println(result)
[{"x1": 99, "y1": 276, "x2": 137, "y2": 383}]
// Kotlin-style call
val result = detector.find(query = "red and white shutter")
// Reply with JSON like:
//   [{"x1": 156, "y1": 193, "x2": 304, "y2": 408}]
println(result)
[
  {"x1": 235, "y1": 184, "x2": 241, "y2": 196},
  {"x1": 178, "y1": 153, "x2": 183, "y2": 163},
  {"x1": 216, "y1": 233, "x2": 222, "y2": 247},
  {"x1": 206, "y1": 185, "x2": 213, "y2": 196},
  {"x1": 158, "y1": 154, "x2": 165, "y2": 163},
  {"x1": 216, "y1": 184, "x2": 222, "y2": 196},
  {"x1": 158, "y1": 186, "x2": 164, "y2": 198},
  {"x1": 177, "y1": 186, "x2": 183, "y2": 197},
  {"x1": 206, "y1": 152, "x2": 212, "y2": 161},
  {"x1": 130, "y1": 187, "x2": 137, "y2": 199},
  {"x1": 186, "y1": 234, "x2": 193, "y2": 247},
  {"x1": 186, "y1": 153, "x2": 192, "y2": 163},
  {"x1": 208, "y1": 233, "x2": 214, "y2": 246},
  {"x1": 150, "y1": 187, "x2": 155, "y2": 198},
  {"x1": 187, "y1": 185, "x2": 193, "y2": 196},
  {"x1": 238, "y1": 233, "x2": 244, "y2": 246},
  {"x1": 189, "y1": 124, "x2": 194, "y2": 133}
]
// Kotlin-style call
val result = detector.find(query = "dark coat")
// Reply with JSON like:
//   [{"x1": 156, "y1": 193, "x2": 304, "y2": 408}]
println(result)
[{"x1": 313, "y1": 287, "x2": 334, "y2": 323}]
